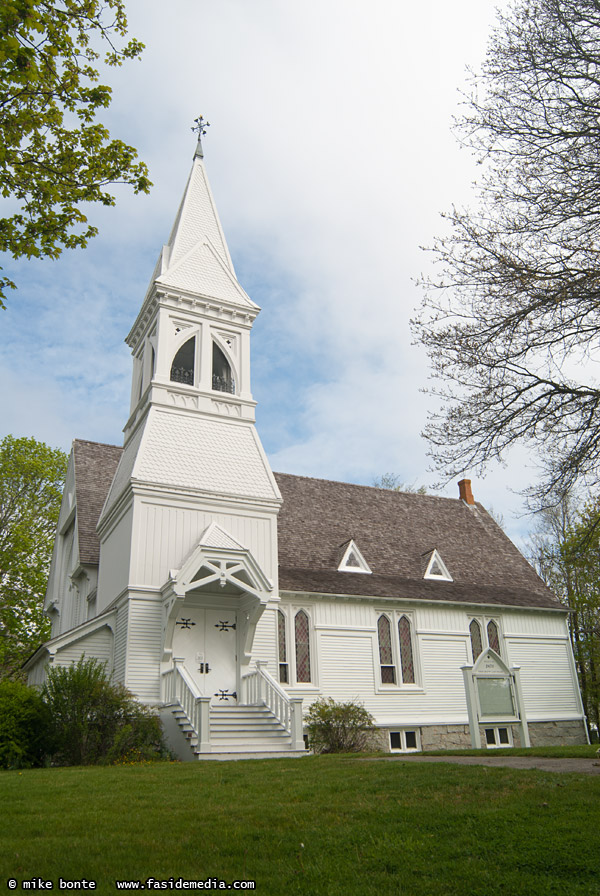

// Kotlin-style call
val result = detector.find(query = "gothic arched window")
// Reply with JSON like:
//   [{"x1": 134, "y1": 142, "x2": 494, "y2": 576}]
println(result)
[
  {"x1": 398, "y1": 615, "x2": 415, "y2": 684},
  {"x1": 487, "y1": 619, "x2": 501, "y2": 655},
  {"x1": 378, "y1": 614, "x2": 396, "y2": 684},
  {"x1": 170, "y1": 336, "x2": 195, "y2": 385},
  {"x1": 212, "y1": 343, "x2": 235, "y2": 394},
  {"x1": 470, "y1": 619, "x2": 483, "y2": 662},
  {"x1": 278, "y1": 610, "x2": 288, "y2": 684},
  {"x1": 295, "y1": 610, "x2": 311, "y2": 683}
]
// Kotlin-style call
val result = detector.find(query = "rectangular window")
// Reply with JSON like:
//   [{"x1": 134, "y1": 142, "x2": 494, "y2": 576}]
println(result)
[
  {"x1": 484, "y1": 726, "x2": 512, "y2": 748},
  {"x1": 389, "y1": 730, "x2": 420, "y2": 753}
]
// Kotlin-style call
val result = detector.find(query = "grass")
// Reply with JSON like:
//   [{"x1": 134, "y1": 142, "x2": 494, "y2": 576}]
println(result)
[{"x1": 1, "y1": 756, "x2": 599, "y2": 895}]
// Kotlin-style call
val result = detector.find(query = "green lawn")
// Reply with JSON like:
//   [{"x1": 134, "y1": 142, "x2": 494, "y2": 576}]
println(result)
[{"x1": 2, "y1": 756, "x2": 599, "y2": 895}]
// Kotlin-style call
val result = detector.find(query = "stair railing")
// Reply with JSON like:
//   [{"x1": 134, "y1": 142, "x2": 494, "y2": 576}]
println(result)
[
  {"x1": 162, "y1": 658, "x2": 211, "y2": 753},
  {"x1": 241, "y1": 661, "x2": 304, "y2": 751}
]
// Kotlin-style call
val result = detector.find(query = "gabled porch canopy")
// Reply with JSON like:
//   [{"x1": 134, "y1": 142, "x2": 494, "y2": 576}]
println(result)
[{"x1": 161, "y1": 523, "x2": 275, "y2": 663}]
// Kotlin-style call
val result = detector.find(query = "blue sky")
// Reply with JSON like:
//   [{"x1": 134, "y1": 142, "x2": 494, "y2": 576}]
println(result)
[{"x1": 1, "y1": 0, "x2": 540, "y2": 542}]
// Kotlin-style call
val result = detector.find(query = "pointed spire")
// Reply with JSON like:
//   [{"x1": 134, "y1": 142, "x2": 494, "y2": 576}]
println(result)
[{"x1": 192, "y1": 115, "x2": 210, "y2": 160}]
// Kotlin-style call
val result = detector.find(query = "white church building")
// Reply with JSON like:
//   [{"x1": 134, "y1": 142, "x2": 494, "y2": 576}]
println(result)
[{"x1": 25, "y1": 135, "x2": 588, "y2": 757}]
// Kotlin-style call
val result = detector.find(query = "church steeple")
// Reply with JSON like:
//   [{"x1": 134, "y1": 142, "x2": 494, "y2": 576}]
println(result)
[
  {"x1": 98, "y1": 131, "x2": 280, "y2": 549},
  {"x1": 123, "y1": 130, "x2": 260, "y2": 445}
]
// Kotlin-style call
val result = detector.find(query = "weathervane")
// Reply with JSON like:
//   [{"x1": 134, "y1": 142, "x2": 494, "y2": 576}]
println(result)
[{"x1": 192, "y1": 116, "x2": 210, "y2": 159}]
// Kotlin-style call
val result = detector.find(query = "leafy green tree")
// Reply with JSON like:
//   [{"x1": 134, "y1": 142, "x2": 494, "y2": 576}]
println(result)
[
  {"x1": 532, "y1": 495, "x2": 600, "y2": 738},
  {"x1": 42, "y1": 656, "x2": 167, "y2": 765},
  {"x1": 0, "y1": 435, "x2": 67, "y2": 679},
  {"x1": 0, "y1": 0, "x2": 151, "y2": 307},
  {"x1": 413, "y1": 0, "x2": 600, "y2": 505}
]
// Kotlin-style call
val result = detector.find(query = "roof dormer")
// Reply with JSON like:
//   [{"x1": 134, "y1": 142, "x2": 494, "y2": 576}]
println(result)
[
  {"x1": 423, "y1": 549, "x2": 453, "y2": 581},
  {"x1": 338, "y1": 540, "x2": 372, "y2": 574}
]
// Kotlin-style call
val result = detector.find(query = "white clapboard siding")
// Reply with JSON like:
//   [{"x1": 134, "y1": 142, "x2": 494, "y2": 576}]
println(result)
[
  {"x1": 415, "y1": 605, "x2": 470, "y2": 634},
  {"x1": 54, "y1": 625, "x2": 114, "y2": 671},
  {"x1": 124, "y1": 597, "x2": 163, "y2": 702},
  {"x1": 508, "y1": 638, "x2": 579, "y2": 717},
  {"x1": 132, "y1": 501, "x2": 275, "y2": 588},
  {"x1": 317, "y1": 633, "x2": 376, "y2": 698},
  {"x1": 251, "y1": 607, "x2": 278, "y2": 665}
]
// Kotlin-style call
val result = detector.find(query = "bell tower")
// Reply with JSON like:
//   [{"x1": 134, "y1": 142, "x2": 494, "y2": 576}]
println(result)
[{"x1": 95, "y1": 125, "x2": 281, "y2": 701}]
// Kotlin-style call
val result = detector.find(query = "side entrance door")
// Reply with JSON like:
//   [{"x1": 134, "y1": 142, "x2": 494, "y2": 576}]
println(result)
[{"x1": 172, "y1": 607, "x2": 237, "y2": 705}]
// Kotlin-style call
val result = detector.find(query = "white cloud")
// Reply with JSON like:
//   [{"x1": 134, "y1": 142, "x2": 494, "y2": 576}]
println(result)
[{"x1": 1, "y1": 0, "x2": 545, "y2": 543}]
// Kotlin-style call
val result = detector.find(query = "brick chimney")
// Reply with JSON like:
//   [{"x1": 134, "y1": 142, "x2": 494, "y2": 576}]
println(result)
[{"x1": 458, "y1": 478, "x2": 475, "y2": 505}]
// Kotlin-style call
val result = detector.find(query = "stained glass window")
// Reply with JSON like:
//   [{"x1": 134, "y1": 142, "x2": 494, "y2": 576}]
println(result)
[
  {"x1": 470, "y1": 619, "x2": 483, "y2": 662},
  {"x1": 398, "y1": 615, "x2": 415, "y2": 684},
  {"x1": 278, "y1": 610, "x2": 288, "y2": 683},
  {"x1": 378, "y1": 615, "x2": 396, "y2": 684},
  {"x1": 487, "y1": 619, "x2": 500, "y2": 655},
  {"x1": 170, "y1": 336, "x2": 195, "y2": 385},
  {"x1": 295, "y1": 610, "x2": 311, "y2": 683}
]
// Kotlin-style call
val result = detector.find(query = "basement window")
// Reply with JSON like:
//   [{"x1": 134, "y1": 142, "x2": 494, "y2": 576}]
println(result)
[
  {"x1": 484, "y1": 727, "x2": 512, "y2": 748},
  {"x1": 390, "y1": 730, "x2": 420, "y2": 752}
]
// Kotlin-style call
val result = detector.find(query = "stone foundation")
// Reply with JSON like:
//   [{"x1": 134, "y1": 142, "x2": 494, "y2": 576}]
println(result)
[
  {"x1": 527, "y1": 719, "x2": 587, "y2": 746},
  {"x1": 379, "y1": 718, "x2": 587, "y2": 752}
]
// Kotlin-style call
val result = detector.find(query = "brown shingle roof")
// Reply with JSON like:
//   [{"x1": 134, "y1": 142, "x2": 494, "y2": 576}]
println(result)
[
  {"x1": 70, "y1": 441, "x2": 561, "y2": 611},
  {"x1": 274, "y1": 472, "x2": 561, "y2": 611},
  {"x1": 73, "y1": 440, "x2": 122, "y2": 565}
]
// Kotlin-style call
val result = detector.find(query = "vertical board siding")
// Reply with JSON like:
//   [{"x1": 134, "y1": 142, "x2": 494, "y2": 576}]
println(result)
[
  {"x1": 54, "y1": 626, "x2": 114, "y2": 671},
  {"x1": 125, "y1": 598, "x2": 163, "y2": 702},
  {"x1": 508, "y1": 639, "x2": 579, "y2": 717},
  {"x1": 97, "y1": 508, "x2": 133, "y2": 613},
  {"x1": 113, "y1": 603, "x2": 129, "y2": 685},
  {"x1": 314, "y1": 601, "x2": 374, "y2": 629},
  {"x1": 133, "y1": 502, "x2": 275, "y2": 588},
  {"x1": 502, "y1": 611, "x2": 568, "y2": 638}
]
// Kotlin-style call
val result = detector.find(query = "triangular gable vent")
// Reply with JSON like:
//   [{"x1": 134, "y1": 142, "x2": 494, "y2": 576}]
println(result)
[
  {"x1": 338, "y1": 540, "x2": 372, "y2": 574},
  {"x1": 423, "y1": 549, "x2": 453, "y2": 581},
  {"x1": 199, "y1": 522, "x2": 246, "y2": 552}
]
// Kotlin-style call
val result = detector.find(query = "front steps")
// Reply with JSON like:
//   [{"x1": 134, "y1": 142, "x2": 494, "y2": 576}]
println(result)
[{"x1": 167, "y1": 701, "x2": 307, "y2": 760}]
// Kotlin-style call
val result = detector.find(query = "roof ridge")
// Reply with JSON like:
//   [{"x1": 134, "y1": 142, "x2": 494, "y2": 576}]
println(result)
[
  {"x1": 74, "y1": 438, "x2": 123, "y2": 451},
  {"x1": 273, "y1": 470, "x2": 460, "y2": 504}
]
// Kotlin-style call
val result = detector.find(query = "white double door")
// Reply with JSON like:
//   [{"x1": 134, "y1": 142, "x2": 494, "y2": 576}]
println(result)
[{"x1": 173, "y1": 607, "x2": 237, "y2": 705}]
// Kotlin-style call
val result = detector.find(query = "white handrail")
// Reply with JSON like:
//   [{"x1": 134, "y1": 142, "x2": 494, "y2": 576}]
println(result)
[
  {"x1": 241, "y1": 662, "x2": 304, "y2": 750},
  {"x1": 162, "y1": 660, "x2": 211, "y2": 753}
]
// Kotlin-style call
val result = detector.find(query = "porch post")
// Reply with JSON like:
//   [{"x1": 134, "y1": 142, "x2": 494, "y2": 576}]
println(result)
[
  {"x1": 196, "y1": 696, "x2": 212, "y2": 753},
  {"x1": 511, "y1": 666, "x2": 530, "y2": 748},
  {"x1": 461, "y1": 664, "x2": 481, "y2": 749},
  {"x1": 289, "y1": 696, "x2": 304, "y2": 751}
]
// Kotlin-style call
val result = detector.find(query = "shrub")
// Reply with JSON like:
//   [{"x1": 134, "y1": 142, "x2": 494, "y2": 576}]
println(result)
[
  {"x1": 0, "y1": 680, "x2": 52, "y2": 768},
  {"x1": 42, "y1": 657, "x2": 168, "y2": 766},
  {"x1": 305, "y1": 697, "x2": 379, "y2": 754}
]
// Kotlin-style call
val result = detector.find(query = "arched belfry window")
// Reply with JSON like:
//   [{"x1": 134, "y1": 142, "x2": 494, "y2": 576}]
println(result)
[
  {"x1": 295, "y1": 610, "x2": 311, "y2": 683},
  {"x1": 212, "y1": 343, "x2": 235, "y2": 394},
  {"x1": 470, "y1": 619, "x2": 483, "y2": 662},
  {"x1": 487, "y1": 619, "x2": 501, "y2": 655},
  {"x1": 398, "y1": 615, "x2": 415, "y2": 684},
  {"x1": 170, "y1": 336, "x2": 195, "y2": 385},
  {"x1": 378, "y1": 614, "x2": 396, "y2": 684}
]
